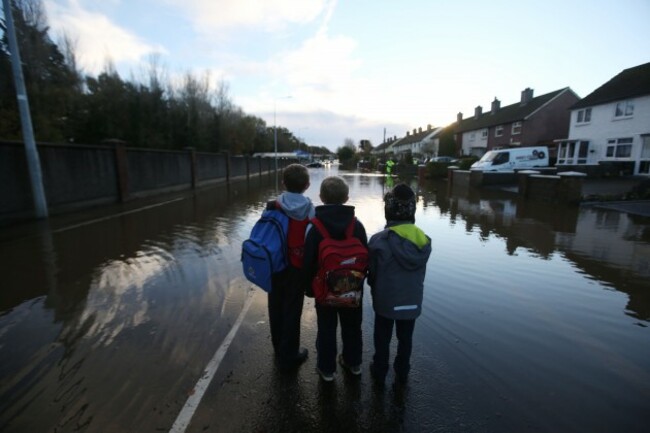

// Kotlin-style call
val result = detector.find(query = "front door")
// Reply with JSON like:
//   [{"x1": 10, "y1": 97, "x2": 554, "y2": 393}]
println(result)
[{"x1": 640, "y1": 135, "x2": 650, "y2": 175}]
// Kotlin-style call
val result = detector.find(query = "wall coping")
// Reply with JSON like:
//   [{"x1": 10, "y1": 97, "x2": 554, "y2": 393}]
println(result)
[{"x1": 557, "y1": 171, "x2": 588, "y2": 177}]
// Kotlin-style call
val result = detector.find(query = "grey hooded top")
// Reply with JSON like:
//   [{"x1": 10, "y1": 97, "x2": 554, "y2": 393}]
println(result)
[
  {"x1": 368, "y1": 222, "x2": 432, "y2": 320},
  {"x1": 276, "y1": 192, "x2": 315, "y2": 220}
]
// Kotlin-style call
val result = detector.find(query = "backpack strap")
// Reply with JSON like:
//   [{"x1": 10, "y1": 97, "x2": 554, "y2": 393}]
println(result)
[
  {"x1": 311, "y1": 217, "x2": 356, "y2": 239},
  {"x1": 344, "y1": 217, "x2": 356, "y2": 239},
  {"x1": 310, "y1": 217, "x2": 331, "y2": 239}
]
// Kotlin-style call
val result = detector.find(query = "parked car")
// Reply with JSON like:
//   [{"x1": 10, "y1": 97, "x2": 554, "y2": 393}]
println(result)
[
  {"x1": 305, "y1": 161, "x2": 323, "y2": 168},
  {"x1": 429, "y1": 156, "x2": 459, "y2": 164}
]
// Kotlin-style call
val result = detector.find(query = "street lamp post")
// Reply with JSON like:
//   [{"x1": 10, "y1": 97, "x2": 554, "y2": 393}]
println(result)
[{"x1": 3, "y1": 0, "x2": 48, "y2": 218}]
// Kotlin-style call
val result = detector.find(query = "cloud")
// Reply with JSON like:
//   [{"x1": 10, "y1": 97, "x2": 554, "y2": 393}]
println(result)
[
  {"x1": 162, "y1": 0, "x2": 327, "y2": 34},
  {"x1": 277, "y1": 110, "x2": 408, "y2": 151},
  {"x1": 44, "y1": 1, "x2": 166, "y2": 75},
  {"x1": 276, "y1": 32, "x2": 360, "y2": 94}
]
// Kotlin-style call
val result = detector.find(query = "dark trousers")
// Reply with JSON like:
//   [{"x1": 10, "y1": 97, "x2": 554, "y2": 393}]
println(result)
[
  {"x1": 373, "y1": 313, "x2": 415, "y2": 379},
  {"x1": 268, "y1": 267, "x2": 304, "y2": 364},
  {"x1": 315, "y1": 304, "x2": 362, "y2": 374}
]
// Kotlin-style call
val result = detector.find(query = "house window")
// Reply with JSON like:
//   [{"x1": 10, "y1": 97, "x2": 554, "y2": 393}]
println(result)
[
  {"x1": 606, "y1": 138, "x2": 633, "y2": 158},
  {"x1": 614, "y1": 100, "x2": 634, "y2": 118},
  {"x1": 576, "y1": 108, "x2": 591, "y2": 123},
  {"x1": 495, "y1": 125, "x2": 503, "y2": 137},
  {"x1": 511, "y1": 121, "x2": 522, "y2": 135},
  {"x1": 470, "y1": 132, "x2": 476, "y2": 142},
  {"x1": 481, "y1": 129, "x2": 488, "y2": 139}
]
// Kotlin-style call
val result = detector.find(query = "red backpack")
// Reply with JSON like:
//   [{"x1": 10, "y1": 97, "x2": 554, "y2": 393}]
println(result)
[
  {"x1": 287, "y1": 217, "x2": 309, "y2": 268},
  {"x1": 310, "y1": 217, "x2": 368, "y2": 308}
]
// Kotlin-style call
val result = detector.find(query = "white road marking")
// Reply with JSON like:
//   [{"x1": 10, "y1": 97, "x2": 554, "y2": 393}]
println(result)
[
  {"x1": 51, "y1": 198, "x2": 186, "y2": 234},
  {"x1": 169, "y1": 288, "x2": 256, "y2": 433}
]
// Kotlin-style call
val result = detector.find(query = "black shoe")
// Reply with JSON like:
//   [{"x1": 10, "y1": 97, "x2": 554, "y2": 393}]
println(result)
[
  {"x1": 295, "y1": 347, "x2": 308, "y2": 364},
  {"x1": 369, "y1": 362, "x2": 386, "y2": 383},
  {"x1": 394, "y1": 369, "x2": 409, "y2": 386},
  {"x1": 394, "y1": 365, "x2": 409, "y2": 384},
  {"x1": 278, "y1": 347, "x2": 308, "y2": 369}
]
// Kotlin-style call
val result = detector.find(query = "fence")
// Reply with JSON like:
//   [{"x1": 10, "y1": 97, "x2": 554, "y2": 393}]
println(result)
[{"x1": 0, "y1": 140, "x2": 296, "y2": 222}]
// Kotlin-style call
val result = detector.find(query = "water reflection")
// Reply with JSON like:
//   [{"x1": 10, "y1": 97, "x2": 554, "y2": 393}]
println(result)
[
  {"x1": 0, "y1": 175, "x2": 281, "y2": 431},
  {"x1": 0, "y1": 169, "x2": 648, "y2": 432},
  {"x1": 419, "y1": 179, "x2": 650, "y2": 321}
]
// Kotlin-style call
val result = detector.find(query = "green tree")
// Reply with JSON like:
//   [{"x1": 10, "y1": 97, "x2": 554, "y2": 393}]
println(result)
[
  {"x1": 438, "y1": 124, "x2": 457, "y2": 157},
  {"x1": 0, "y1": 0, "x2": 80, "y2": 141},
  {"x1": 337, "y1": 137, "x2": 358, "y2": 168}
]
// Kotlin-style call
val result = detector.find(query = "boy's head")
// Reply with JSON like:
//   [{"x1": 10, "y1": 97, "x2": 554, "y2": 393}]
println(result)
[
  {"x1": 283, "y1": 164, "x2": 310, "y2": 193},
  {"x1": 384, "y1": 183, "x2": 416, "y2": 223},
  {"x1": 320, "y1": 176, "x2": 349, "y2": 204}
]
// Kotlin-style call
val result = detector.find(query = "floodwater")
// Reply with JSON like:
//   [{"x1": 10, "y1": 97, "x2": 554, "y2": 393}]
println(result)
[{"x1": 0, "y1": 167, "x2": 649, "y2": 433}]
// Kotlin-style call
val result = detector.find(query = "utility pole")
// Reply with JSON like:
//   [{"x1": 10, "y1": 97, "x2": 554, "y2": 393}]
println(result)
[{"x1": 3, "y1": 0, "x2": 48, "y2": 218}]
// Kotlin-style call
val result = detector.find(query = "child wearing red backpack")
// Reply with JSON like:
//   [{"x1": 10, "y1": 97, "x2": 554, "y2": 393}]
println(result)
[
  {"x1": 303, "y1": 176, "x2": 368, "y2": 382},
  {"x1": 269, "y1": 164, "x2": 315, "y2": 369}
]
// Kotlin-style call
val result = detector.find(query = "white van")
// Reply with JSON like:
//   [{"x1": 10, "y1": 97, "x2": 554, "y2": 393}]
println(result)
[{"x1": 471, "y1": 146, "x2": 549, "y2": 171}]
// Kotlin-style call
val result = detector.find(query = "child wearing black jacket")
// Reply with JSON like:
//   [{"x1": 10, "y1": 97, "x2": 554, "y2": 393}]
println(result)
[{"x1": 303, "y1": 176, "x2": 368, "y2": 382}]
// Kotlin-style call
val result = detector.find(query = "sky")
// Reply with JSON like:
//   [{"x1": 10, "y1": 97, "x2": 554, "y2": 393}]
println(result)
[{"x1": 33, "y1": 0, "x2": 650, "y2": 151}]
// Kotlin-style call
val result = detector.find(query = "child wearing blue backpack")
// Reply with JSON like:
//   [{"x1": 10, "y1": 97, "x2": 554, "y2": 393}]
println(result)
[{"x1": 263, "y1": 164, "x2": 315, "y2": 369}]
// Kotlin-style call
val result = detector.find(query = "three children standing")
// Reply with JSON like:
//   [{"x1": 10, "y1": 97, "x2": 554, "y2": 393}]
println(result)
[{"x1": 254, "y1": 169, "x2": 430, "y2": 385}]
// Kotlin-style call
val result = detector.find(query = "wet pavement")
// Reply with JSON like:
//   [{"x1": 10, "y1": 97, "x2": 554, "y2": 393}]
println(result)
[{"x1": 1, "y1": 169, "x2": 649, "y2": 433}]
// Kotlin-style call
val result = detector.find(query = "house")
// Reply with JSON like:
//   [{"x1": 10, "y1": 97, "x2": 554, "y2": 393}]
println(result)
[
  {"x1": 555, "y1": 62, "x2": 650, "y2": 176},
  {"x1": 371, "y1": 135, "x2": 403, "y2": 157},
  {"x1": 455, "y1": 87, "x2": 580, "y2": 159},
  {"x1": 392, "y1": 125, "x2": 443, "y2": 159}
]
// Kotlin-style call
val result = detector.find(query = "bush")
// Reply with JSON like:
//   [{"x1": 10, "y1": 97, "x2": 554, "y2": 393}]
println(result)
[
  {"x1": 426, "y1": 162, "x2": 451, "y2": 178},
  {"x1": 457, "y1": 156, "x2": 479, "y2": 170}
]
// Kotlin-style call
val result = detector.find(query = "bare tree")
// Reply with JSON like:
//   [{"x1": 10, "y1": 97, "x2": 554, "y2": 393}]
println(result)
[{"x1": 18, "y1": 0, "x2": 47, "y2": 31}]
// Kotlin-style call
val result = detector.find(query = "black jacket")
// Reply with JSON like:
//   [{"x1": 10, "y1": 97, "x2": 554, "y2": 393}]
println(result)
[{"x1": 302, "y1": 204, "x2": 368, "y2": 296}]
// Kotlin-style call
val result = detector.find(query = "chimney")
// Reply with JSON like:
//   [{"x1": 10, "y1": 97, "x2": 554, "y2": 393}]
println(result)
[
  {"x1": 413, "y1": 128, "x2": 417, "y2": 135},
  {"x1": 427, "y1": 124, "x2": 432, "y2": 130},
  {"x1": 394, "y1": 135, "x2": 397, "y2": 140},
  {"x1": 474, "y1": 105, "x2": 482, "y2": 119},
  {"x1": 521, "y1": 88, "x2": 534, "y2": 105},
  {"x1": 406, "y1": 131, "x2": 410, "y2": 136},
  {"x1": 457, "y1": 112, "x2": 463, "y2": 123},
  {"x1": 491, "y1": 97, "x2": 500, "y2": 114},
  {"x1": 418, "y1": 127, "x2": 422, "y2": 133}
]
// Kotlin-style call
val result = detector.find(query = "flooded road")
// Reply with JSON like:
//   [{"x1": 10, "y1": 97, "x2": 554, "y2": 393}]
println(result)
[{"x1": 1, "y1": 168, "x2": 649, "y2": 432}]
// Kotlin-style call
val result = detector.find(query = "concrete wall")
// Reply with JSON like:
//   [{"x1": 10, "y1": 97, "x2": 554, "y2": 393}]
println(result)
[
  {"x1": 448, "y1": 168, "x2": 584, "y2": 204},
  {"x1": 0, "y1": 140, "x2": 295, "y2": 222},
  {"x1": 127, "y1": 149, "x2": 192, "y2": 197}
]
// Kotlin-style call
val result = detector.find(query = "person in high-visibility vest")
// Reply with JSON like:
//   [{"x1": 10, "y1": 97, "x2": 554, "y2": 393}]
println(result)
[{"x1": 385, "y1": 159, "x2": 395, "y2": 175}]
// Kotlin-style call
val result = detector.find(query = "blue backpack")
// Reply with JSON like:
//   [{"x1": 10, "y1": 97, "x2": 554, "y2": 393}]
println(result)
[{"x1": 241, "y1": 206, "x2": 289, "y2": 292}]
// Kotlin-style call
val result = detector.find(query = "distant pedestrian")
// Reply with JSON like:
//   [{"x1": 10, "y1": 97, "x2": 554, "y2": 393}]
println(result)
[
  {"x1": 303, "y1": 176, "x2": 368, "y2": 382},
  {"x1": 368, "y1": 183, "x2": 431, "y2": 384},
  {"x1": 385, "y1": 159, "x2": 395, "y2": 175},
  {"x1": 267, "y1": 164, "x2": 315, "y2": 369}
]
